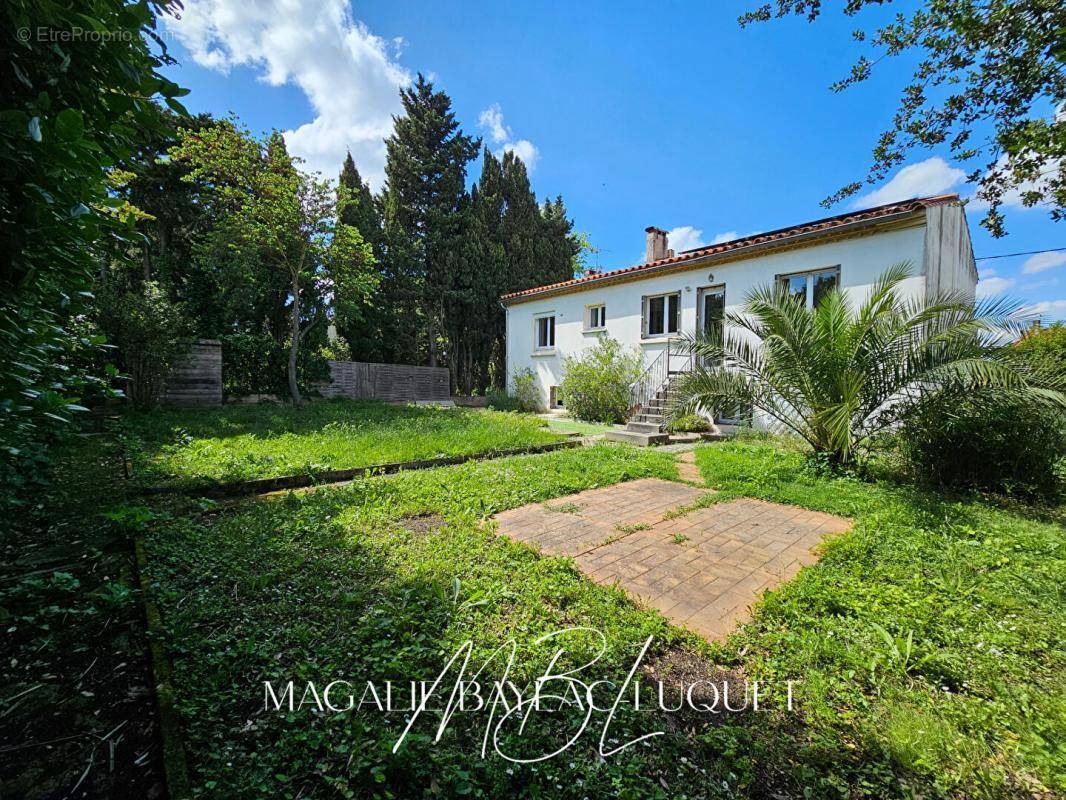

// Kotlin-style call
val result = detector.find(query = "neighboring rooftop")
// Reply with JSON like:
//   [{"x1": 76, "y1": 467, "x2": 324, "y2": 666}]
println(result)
[{"x1": 501, "y1": 194, "x2": 960, "y2": 304}]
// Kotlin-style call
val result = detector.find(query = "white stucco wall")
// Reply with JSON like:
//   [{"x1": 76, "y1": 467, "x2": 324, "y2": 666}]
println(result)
[{"x1": 505, "y1": 224, "x2": 929, "y2": 413}]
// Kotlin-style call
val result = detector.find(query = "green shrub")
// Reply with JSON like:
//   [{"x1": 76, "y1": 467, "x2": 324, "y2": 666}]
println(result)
[
  {"x1": 898, "y1": 393, "x2": 1066, "y2": 500},
  {"x1": 1015, "y1": 322, "x2": 1066, "y2": 371},
  {"x1": 560, "y1": 337, "x2": 643, "y2": 423},
  {"x1": 488, "y1": 367, "x2": 543, "y2": 413},
  {"x1": 667, "y1": 412, "x2": 712, "y2": 433}
]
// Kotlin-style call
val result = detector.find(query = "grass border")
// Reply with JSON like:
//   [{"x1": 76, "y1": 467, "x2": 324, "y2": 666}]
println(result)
[
  {"x1": 140, "y1": 439, "x2": 583, "y2": 498},
  {"x1": 133, "y1": 537, "x2": 192, "y2": 800}
]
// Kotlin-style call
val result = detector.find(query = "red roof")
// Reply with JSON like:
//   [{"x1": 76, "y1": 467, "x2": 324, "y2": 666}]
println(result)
[{"x1": 501, "y1": 194, "x2": 959, "y2": 303}]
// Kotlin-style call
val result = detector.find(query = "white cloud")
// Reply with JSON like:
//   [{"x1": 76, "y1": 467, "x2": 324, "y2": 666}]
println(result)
[
  {"x1": 478, "y1": 104, "x2": 539, "y2": 170},
  {"x1": 503, "y1": 140, "x2": 539, "y2": 170},
  {"x1": 976, "y1": 267, "x2": 1016, "y2": 298},
  {"x1": 165, "y1": 0, "x2": 411, "y2": 187},
  {"x1": 852, "y1": 157, "x2": 966, "y2": 209},
  {"x1": 1021, "y1": 251, "x2": 1066, "y2": 275},
  {"x1": 709, "y1": 231, "x2": 738, "y2": 245},
  {"x1": 478, "y1": 104, "x2": 508, "y2": 144},
  {"x1": 1021, "y1": 299, "x2": 1066, "y2": 319},
  {"x1": 667, "y1": 226, "x2": 706, "y2": 253}
]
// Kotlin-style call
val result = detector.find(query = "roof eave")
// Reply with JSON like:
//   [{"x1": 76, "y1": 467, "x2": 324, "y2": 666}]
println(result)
[{"x1": 500, "y1": 206, "x2": 926, "y2": 305}]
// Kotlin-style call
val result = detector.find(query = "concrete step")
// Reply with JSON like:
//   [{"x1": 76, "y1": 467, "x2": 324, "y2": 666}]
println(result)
[
  {"x1": 626, "y1": 421, "x2": 664, "y2": 434},
  {"x1": 637, "y1": 414, "x2": 664, "y2": 424},
  {"x1": 604, "y1": 429, "x2": 670, "y2": 447}
]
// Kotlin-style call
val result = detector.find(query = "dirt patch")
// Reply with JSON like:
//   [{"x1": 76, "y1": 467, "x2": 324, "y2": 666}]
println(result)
[
  {"x1": 400, "y1": 513, "x2": 446, "y2": 536},
  {"x1": 642, "y1": 645, "x2": 750, "y2": 730}
]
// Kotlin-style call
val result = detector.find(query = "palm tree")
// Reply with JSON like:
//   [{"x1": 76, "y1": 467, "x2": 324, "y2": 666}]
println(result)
[{"x1": 674, "y1": 263, "x2": 1065, "y2": 467}]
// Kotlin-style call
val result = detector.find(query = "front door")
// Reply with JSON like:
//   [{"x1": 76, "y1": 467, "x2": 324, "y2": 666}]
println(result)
[
  {"x1": 696, "y1": 286, "x2": 742, "y2": 423},
  {"x1": 696, "y1": 286, "x2": 725, "y2": 363}
]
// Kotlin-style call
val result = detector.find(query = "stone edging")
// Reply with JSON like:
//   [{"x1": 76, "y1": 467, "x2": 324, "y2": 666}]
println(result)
[
  {"x1": 133, "y1": 537, "x2": 192, "y2": 800},
  {"x1": 142, "y1": 438, "x2": 583, "y2": 499}
]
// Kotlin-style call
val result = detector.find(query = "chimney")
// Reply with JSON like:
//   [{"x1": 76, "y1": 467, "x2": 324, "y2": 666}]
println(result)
[{"x1": 645, "y1": 226, "x2": 669, "y2": 263}]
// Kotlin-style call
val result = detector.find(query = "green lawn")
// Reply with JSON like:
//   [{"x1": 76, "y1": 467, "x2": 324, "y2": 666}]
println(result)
[
  {"x1": 133, "y1": 440, "x2": 1064, "y2": 798},
  {"x1": 539, "y1": 414, "x2": 620, "y2": 436},
  {"x1": 120, "y1": 400, "x2": 566, "y2": 487}
]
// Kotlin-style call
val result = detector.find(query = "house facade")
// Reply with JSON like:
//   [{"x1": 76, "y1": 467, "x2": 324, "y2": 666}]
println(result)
[{"x1": 501, "y1": 195, "x2": 977, "y2": 432}]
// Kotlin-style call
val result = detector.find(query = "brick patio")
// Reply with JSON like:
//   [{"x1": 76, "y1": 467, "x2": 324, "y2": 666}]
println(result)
[{"x1": 492, "y1": 478, "x2": 850, "y2": 640}]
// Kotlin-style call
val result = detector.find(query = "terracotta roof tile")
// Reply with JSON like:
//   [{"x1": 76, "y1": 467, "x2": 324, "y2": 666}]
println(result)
[{"x1": 500, "y1": 194, "x2": 959, "y2": 303}]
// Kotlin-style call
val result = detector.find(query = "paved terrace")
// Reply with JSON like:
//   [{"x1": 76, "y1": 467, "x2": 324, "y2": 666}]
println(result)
[{"x1": 492, "y1": 470, "x2": 850, "y2": 641}]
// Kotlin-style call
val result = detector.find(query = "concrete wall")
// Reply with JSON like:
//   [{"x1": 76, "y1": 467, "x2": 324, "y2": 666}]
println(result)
[
  {"x1": 161, "y1": 339, "x2": 222, "y2": 408},
  {"x1": 505, "y1": 223, "x2": 929, "y2": 415},
  {"x1": 319, "y1": 361, "x2": 450, "y2": 402},
  {"x1": 923, "y1": 203, "x2": 978, "y2": 303}
]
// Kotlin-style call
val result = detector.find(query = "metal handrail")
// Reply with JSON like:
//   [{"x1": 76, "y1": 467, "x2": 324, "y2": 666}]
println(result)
[{"x1": 628, "y1": 340, "x2": 695, "y2": 418}]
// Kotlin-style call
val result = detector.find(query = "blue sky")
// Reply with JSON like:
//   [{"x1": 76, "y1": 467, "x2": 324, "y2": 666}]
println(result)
[{"x1": 160, "y1": 0, "x2": 1065, "y2": 319}]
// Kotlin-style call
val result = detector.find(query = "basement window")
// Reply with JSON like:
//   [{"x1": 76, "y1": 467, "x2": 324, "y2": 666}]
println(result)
[{"x1": 642, "y1": 292, "x2": 680, "y2": 337}]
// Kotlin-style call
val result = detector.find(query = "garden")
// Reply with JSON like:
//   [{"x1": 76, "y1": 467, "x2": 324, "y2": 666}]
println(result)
[{"x1": 6, "y1": 425, "x2": 1061, "y2": 798}]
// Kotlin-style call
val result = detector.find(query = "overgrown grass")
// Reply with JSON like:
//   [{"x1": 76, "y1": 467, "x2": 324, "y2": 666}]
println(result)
[
  {"x1": 142, "y1": 443, "x2": 719, "y2": 798},
  {"x1": 121, "y1": 400, "x2": 565, "y2": 487},
  {"x1": 693, "y1": 441, "x2": 1065, "y2": 798},
  {"x1": 136, "y1": 439, "x2": 1064, "y2": 798}
]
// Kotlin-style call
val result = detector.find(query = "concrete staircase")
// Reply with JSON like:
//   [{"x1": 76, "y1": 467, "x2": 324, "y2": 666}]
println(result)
[{"x1": 605, "y1": 372, "x2": 684, "y2": 447}]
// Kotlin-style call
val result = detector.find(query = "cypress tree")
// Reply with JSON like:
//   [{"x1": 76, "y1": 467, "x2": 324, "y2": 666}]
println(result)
[
  {"x1": 336, "y1": 152, "x2": 387, "y2": 361},
  {"x1": 381, "y1": 74, "x2": 479, "y2": 368}
]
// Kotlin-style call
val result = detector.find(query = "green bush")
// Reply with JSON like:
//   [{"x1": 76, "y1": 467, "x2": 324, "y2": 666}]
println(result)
[
  {"x1": 898, "y1": 393, "x2": 1066, "y2": 500},
  {"x1": 667, "y1": 412, "x2": 712, "y2": 433},
  {"x1": 560, "y1": 337, "x2": 643, "y2": 423},
  {"x1": 488, "y1": 367, "x2": 542, "y2": 412},
  {"x1": 1015, "y1": 322, "x2": 1066, "y2": 371}
]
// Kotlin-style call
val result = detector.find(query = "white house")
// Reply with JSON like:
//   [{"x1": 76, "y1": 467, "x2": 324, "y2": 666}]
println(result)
[{"x1": 501, "y1": 194, "x2": 977, "y2": 442}]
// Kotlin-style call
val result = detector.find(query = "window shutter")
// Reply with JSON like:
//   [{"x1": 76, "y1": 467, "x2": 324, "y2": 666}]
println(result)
[{"x1": 641, "y1": 296, "x2": 648, "y2": 337}]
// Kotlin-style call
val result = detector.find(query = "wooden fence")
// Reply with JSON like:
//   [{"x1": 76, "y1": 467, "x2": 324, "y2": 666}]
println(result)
[
  {"x1": 318, "y1": 360, "x2": 451, "y2": 403},
  {"x1": 160, "y1": 339, "x2": 222, "y2": 408}
]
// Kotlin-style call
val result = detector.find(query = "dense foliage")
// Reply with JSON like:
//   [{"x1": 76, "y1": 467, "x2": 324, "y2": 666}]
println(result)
[
  {"x1": 898, "y1": 392, "x2": 1066, "y2": 499},
  {"x1": 676, "y1": 263, "x2": 1066, "y2": 467},
  {"x1": 894, "y1": 326, "x2": 1066, "y2": 499},
  {"x1": 560, "y1": 336, "x2": 644, "y2": 423},
  {"x1": 172, "y1": 121, "x2": 377, "y2": 404},
  {"x1": 741, "y1": 0, "x2": 1066, "y2": 236},
  {"x1": 0, "y1": 0, "x2": 185, "y2": 489}
]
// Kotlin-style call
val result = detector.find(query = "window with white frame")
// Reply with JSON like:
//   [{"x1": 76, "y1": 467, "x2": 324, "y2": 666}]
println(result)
[
  {"x1": 586, "y1": 304, "x2": 606, "y2": 331},
  {"x1": 642, "y1": 292, "x2": 680, "y2": 337},
  {"x1": 534, "y1": 314, "x2": 555, "y2": 350},
  {"x1": 778, "y1": 267, "x2": 840, "y2": 309}
]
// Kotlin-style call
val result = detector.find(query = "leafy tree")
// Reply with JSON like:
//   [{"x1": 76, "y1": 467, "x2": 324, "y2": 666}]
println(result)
[
  {"x1": 381, "y1": 74, "x2": 480, "y2": 368},
  {"x1": 675, "y1": 263, "x2": 1066, "y2": 467},
  {"x1": 741, "y1": 0, "x2": 1066, "y2": 236},
  {"x1": 0, "y1": 0, "x2": 185, "y2": 478},
  {"x1": 173, "y1": 121, "x2": 377, "y2": 404}
]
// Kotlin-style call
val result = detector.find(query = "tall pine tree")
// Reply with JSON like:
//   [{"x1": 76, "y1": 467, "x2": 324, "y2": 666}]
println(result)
[{"x1": 381, "y1": 74, "x2": 479, "y2": 368}]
